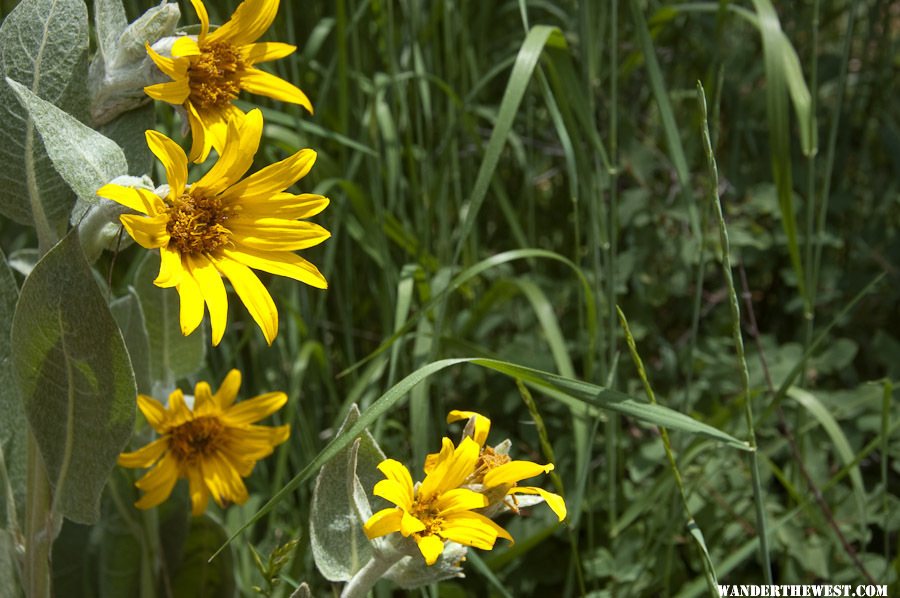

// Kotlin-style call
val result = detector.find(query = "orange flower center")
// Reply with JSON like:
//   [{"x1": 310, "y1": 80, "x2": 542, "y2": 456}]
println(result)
[
  {"x1": 169, "y1": 416, "x2": 225, "y2": 463},
  {"x1": 472, "y1": 446, "x2": 510, "y2": 483},
  {"x1": 166, "y1": 191, "x2": 230, "y2": 255},
  {"x1": 411, "y1": 494, "x2": 444, "y2": 537},
  {"x1": 189, "y1": 41, "x2": 244, "y2": 109}
]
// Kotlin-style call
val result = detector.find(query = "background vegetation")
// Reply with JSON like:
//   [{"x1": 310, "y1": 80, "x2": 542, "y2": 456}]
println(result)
[{"x1": 1, "y1": 0, "x2": 898, "y2": 596}]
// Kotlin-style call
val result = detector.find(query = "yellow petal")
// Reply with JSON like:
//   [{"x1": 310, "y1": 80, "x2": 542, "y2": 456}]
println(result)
[
  {"x1": 483, "y1": 460, "x2": 553, "y2": 489},
  {"x1": 186, "y1": 255, "x2": 228, "y2": 346},
  {"x1": 224, "y1": 246, "x2": 327, "y2": 289},
  {"x1": 205, "y1": 453, "x2": 249, "y2": 506},
  {"x1": 171, "y1": 36, "x2": 201, "y2": 58},
  {"x1": 415, "y1": 535, "x2": 445, "y2": 566},
  {"x1": 238, "y1": 68, "x2": 313, "y2": 113},
  {"x1": 190, "y1": 104, "x2": 242, "y2": 163},
  {"x1": 213, "y1": 257, "x2": 278, "y2": 344},
  {"x1": 510, "y1": 487, "x2": 567, "y2": 521},
  {"x1": 377, "y1": 459, "x2": 415, "y2": 505},
  {"x1": 185, "y1": 102, "x2": 212, "y2": 164},
  {"x1": 96, "y1": 183, "x2": 152, "y2": 215},
  {"x1": 155, "y1": 245, "x2": 184, "y2": 288},
  {"x1": 237, "y1": 193, "x2": 330, "y2": 220},
  {"x1": 220, "y1": 148, "x2": 316, "y2": 204},
  {"x1": 399, "y1": 509, "x2": 426, "y2": 537},
  {"x1": 120, "y1": 214, "x2": 169, "y2": 249},
  {"x1": 189, "y1": 0, "x2": 209, "y2": 39},
  {"x1": 207, "y1": 0, "x2": 279, "y2": 46},
  {"x1": 417, "y1": 437, "x2": 456, "y2": 498},
  {"x1": 227, "y1": 219, "x2": 331, "y2": 252},
  {"x1": 192, "y1": 380, "x2": 215, "y2": 416},
  {"x1": 166, "y1": 389, "x2": 192, "y2": 424},
  {"x1": 196, "y1": 108, "x2": 263, "y2": 195},
  {"x1": 118, "y1": 437, "x2": 168, "y2": 468},
  {"x1": 241, "y1": 42, "x2": 296, "y2": 65},
  {"x1": 440, "y1": 511, "x2": 512, "y2": 549},
  {"x1": 137, "y1": 394, "x2": 168, "y2": 431},
  {"x1": 421, "y1": 437, "x2": 479, "y2": 497},
  {"x1": 187, "y1": 466, "x2": 211, "y2": 515},
  {"x1": 175, "y1": 268, "x2": 205, "y2": 337},
  {"x1": 373, "y1": 479, "x2": 413, "y2": 511},
  {"x1": 222, "y1": 391, "x2": 286, "y2": 426},
  {"x1": 137, "y1": 189, "x2": 166, "y2": 216},
  {"x1": 423, "y1": 451, "x2": 439, "y2": 475},
  {"x1": 447, "y1": 410, "x2": 492, "y2": 446},
  {"x1": 363, "y1": 508, "x2": 402, "y2": 539},
  {"x1": 434, "y1": 488, "x2": 488, "y2": 515},
  {"x1": 144, "y1": 79, "x2": 191, "y2": 104},
  {"x1": 145, "y1": 43, "x2": 188, "y2": 79},
  {"x1": 214, "y1": 369, "x2": 242, "y2": 409},
  {"x1": 134, "y1": 454, "x2": 179, "y2": 510},
  {"x1": 145, "y1": 130, "x2": 188, "y2": 196}
]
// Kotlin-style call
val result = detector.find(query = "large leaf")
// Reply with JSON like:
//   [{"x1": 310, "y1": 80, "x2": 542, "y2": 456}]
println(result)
[
  {"x1": 310, "y1": 405, "x2": 386, "y2": 582},
  {"x1": 6, "y1": 77, "x2": 129, "y2": 221},
  {"x1": 171, "y1": 515, "x2": 235, "y2": 598},
  {"x1": 0, "y1": 249, "x2": 25, "y2": 528},
  {"x1": 134, "y1": 252, "x2": 206, "y2": 390},
  {"x1": 11, "y1": 231, "x2": 136, "y2": 524},
  {"x1": 0, "y1": 0, "x2": 88, "y2": 229},
  {"x1": 110, "y1": 288, "x2": 152, "y2": 395}
]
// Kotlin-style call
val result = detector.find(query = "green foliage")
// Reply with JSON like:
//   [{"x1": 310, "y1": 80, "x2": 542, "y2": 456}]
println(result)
[{"x1": 11, "y1": 231, "x2": 136, "y2": 524}]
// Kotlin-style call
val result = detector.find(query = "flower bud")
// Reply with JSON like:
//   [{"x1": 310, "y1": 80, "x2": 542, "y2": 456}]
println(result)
[
  {"x1": 89, "y1": 1, "x2": 181, "y2": 126},
  {"x1": 77, "y1": 175, "x2": 154, "y2": 262}
]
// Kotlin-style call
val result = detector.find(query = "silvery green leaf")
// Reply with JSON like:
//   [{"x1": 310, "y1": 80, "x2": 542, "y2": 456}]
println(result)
[
  {"x1": 0, "y1": 530, "x2": 19, "y2": 598},
  {"x1": 110, "y1": 288, "x2": 152, "y2": 395},
  {"x1": 89, "y1": 1, "x2": 180, "y2": 125},
  {"x1": 7, "y1": 78, "x2": 128, "y2": 218},
  {"x1": 310, "y1": 404, "x2": 387, "y2": 582},
  {"x1": 100, "y1": 103, "x2": 155, "y2": 175},
  {"x1": 384, "y1": 542, "x2": 467, "y2": 589},
  {"x1": 10, "y1": 231, "x2": 136, "y2": 524},
  {"x1": 134, "y1": 252, "x2": 206, "y2": 389},
  {"x1": 0, "y1": 249, "x2": 25, "y2": 530},
  {"x1": 0, "y1": 0, "x2": 88, "y2": 229}
]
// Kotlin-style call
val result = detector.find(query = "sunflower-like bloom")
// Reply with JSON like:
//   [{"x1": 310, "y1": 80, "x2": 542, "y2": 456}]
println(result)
[
  {"x1": 117, "y1": 370, "x2": 290, "y2": 515},
  {"x1": 426, "y1": 410, "x2": 567, "y2": 521},
  {"x1": 145, "y1": 0, "x2": 312, "y2": 162},
  {"x1": 363, "y1": 437, "x2": 513, "y2": 566},
  {"x1": 97, "y1": 108, "x2": 329, "y2": 346}
]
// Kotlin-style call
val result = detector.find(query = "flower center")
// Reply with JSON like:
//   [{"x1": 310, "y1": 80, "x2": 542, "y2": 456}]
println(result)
[
  {"x1": 472, "y1": 446, "x2": 510, "y2": 483},
  {"x1": 169, "y1": 416, "x2": 225, "y2": 463},
  {"x1": 411, "y1": 495, "x2": 444, "y2": 537},
  {"x1": 166, "y1": 191, "x2": 230, "y2": 255},
  {"x1": 189, "y1": 41, "x2": 244, "y2": 109}
]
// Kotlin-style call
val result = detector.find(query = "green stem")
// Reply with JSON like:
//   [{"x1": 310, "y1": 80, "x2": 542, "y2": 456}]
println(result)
[
  {"x1": 340, "y1": 550, "x2": 404, "y2": 598},
  {"x1": 697, "y1": 82, "x2": 772, "y2": 584},
  {"x1": 24, "y1": 436, "x2": 52, "y2": 598}
]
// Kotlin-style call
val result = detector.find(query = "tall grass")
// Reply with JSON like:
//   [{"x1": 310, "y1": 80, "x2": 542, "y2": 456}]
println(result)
[{"x1": 1, "y1": 0, "x2": 896, "y2": 595}]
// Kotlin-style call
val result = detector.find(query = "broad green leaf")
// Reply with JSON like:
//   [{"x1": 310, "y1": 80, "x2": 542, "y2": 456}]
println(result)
[
  {"x1": 110, "y1": 288, "x2": 152, "y2": 395},
  {"x1": 11, "y1": 231, "x2": 136, "y2": 524},
  {"x1": 0, "y1": 529, "x2": 19, "y2": 598},
  {"x1": 0, "y1": 249, "x2": 25, "y2": 527},
  {"x1": 98, "y1": 510, "x2": 143, "y2": 598},
  {"x1": 0, "y1": 0, "x2": 88, "y2": 230},
  {"x1": 134, "y1": 252, "x2": 206, "y2": 388},
  {"x1": 171, "y1": 515, "x2": 235, "y2": 598},
  {"x1": 6, "y1": 78, "x2": 128, "y2": 218},
  {"x1": 310, "y1": 405, "x2": 386, "y2": 582},
  {"x1": 100, "y1": 104, "x2": 154, "y2": 176}
]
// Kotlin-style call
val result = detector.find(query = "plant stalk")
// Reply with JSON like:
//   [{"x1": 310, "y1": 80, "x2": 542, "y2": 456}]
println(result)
[{"x1": 340, "y1": 550, "x2": 404, "y2": 598}]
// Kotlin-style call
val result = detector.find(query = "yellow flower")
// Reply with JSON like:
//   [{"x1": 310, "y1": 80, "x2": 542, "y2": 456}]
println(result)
[
  {"x1": 363, "y1": 437, "x2": 513, "y2": 566},
  {"x1": 118, "y1": 370, "x2": 290, "y2": 515},
  {"x1": 427, "y1": 410, "x2": 567, "y2": 522},
  {"x1": 145, "y1": 0, "x2": 313, "y2": 162},
  {"x1": 97, "y1": 108, "x2": 329, "y2": 346}
]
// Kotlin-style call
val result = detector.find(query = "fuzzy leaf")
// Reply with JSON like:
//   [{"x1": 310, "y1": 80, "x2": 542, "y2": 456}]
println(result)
[
  {"x1": 134, "y1": 252, "x2": 206, "y2": 390},
  {"x1": 310, "y1": 404, "x2": 386, "y2": 582},
  {"x1": 6, "y1": 78, "x2": 128, "y2": 215},
  {"x1": 0, "y1": 0, "x2": 88, "y2": 228},
  {"x1": 110, "y1": 288, "x2": 152, "y2": 395},
  {"x1": 11, "y1": 231, "x2": 136, "y2": 524},
  {"x1": 170, "y1": 515, "x2": 235, "y2": 598},
  {"x1": 0, "y1": 249, "x2": 25, "y2": 529}
]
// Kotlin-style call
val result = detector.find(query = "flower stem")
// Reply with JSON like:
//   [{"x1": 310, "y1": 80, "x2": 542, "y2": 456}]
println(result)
[
  {"x1": 24, "y1": 434, "x2": 52, "y2": 598},
  {"x1": 340, "y1": 551, "x2": 404, "y2": 598}
]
